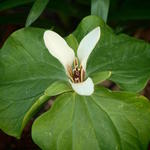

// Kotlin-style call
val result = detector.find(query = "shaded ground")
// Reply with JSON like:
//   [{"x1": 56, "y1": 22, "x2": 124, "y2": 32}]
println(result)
[{"x1": 0, "y1": 120, "x2": 39, "y2": 150}]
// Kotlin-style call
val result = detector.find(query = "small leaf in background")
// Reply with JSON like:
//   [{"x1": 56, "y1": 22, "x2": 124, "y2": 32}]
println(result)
[
  {"x1": 0, "y1": 0, "x2": 34, "y2": 11},
  {"x1": 25, "y1": 0, "x2": 49, "y2": 27},
  {"x1": 32, "y1": 86, "x2": 150, "y2": 150},
  {"x1": 65, "y1": 34, "x2": 79, "y2": 55},
  {"x1": 91, "y1": 0, "x2": 110, "y2": 22}
]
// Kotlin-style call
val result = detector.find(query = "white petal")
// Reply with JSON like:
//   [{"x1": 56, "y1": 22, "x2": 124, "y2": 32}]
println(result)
[
  {"x1": 77, "y1": 27, "x2": 101, "y2": 70},
  {"x1": 69, "y1": 77, "x2": 94, "y2": 96},
  {"x1": 44, "y1": 30, "x2": 75, "y2": 70}
]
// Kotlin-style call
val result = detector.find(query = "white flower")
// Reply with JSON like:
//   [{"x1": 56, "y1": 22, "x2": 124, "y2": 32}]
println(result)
[{"x1": 43, "y1": 27, "x2": 101, "y2": 96}]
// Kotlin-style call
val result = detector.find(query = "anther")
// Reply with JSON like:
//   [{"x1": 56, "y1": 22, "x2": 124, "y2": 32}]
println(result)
[
  {"x1": 74, "y1": 57, "x2": 78, "y2": 68},
  {"x1": 67, "y1": 65, "x2": 74, "y2": 82},
  {"x1": 80, "y1": 67, "x2": 85, "y2": 82}
]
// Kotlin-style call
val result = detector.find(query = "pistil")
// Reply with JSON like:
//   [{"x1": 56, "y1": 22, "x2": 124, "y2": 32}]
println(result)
[{"x1": 67, "y1": 57, "x2": 85, "y2": 83}]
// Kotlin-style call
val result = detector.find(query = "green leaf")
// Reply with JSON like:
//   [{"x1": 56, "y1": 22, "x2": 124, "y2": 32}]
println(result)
[
  {"x1": 45, "y1": 81, "x2": 72, "y2": 96},
  {"x1": 0, "y1": 0, "x2": 34, "y2": 11},
  {"x1": 0, "y1": 27, "x2": 67, "y2": 138},
  {"x1": 25, "y1": 0, "x2": 49, "y2": 27},
  {"x1": 22, "y1": 81, "x2": 72, "y2": 134},
  {"x1": 32, "y1": 86, "x2": 150, "y2": 150},
  {"x1": 91, "y1": 0, "x2": 110, "y2": 22},
  {"x1": 91, "y1": 71, "x2": 111, "y2": 85},
  {"x1": 21, "y1": 94, "x2": 49, "y2": 134},
  {"x1": 65, "y1": 34, "x2": 78, "y2": 55},
  {"x1": 72, "y1": 16, "x2": 150, "y2": 92}
]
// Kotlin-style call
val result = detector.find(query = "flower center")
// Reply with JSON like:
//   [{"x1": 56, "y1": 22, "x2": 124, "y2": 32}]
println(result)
[{"x1": 67, "y1": 57, "x2": 85, "y2": 83}]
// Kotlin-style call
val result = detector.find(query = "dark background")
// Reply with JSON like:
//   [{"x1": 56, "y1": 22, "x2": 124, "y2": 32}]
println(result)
[{"x1": 0, "y1": 0, "x2": 150, "y2": 149}]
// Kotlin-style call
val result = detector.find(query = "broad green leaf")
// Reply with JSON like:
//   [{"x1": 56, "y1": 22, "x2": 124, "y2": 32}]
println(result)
[
  {"x1": 0, "y1": 27, "x2": 67, "y2": 138},
  {"x1": 25, "y1": 0, "x2": 49, "y2": 27},
  {"x1": 91, "y1": 0, "x2": 110, "y2": 22},
  {"x1": 32, "y1": 86, "x2": 150, "y2": 150},
  {"x1": 73, "y1": 16, "x2": 150, "y2": 92},
  {"x1": 91, "y1": 71, "x2": 111, "y2": 85},
  {"x1": 45, "y1": 81, "x2": 72, "y2": 96},
  {"x1": 0, "y1": 0, "x2": 34, "y2": 11}
]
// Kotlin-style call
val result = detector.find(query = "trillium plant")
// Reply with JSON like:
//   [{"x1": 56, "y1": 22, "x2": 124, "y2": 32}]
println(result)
[{"x1": 0, "y1": 3, "x2": 150, "y2": 150}]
